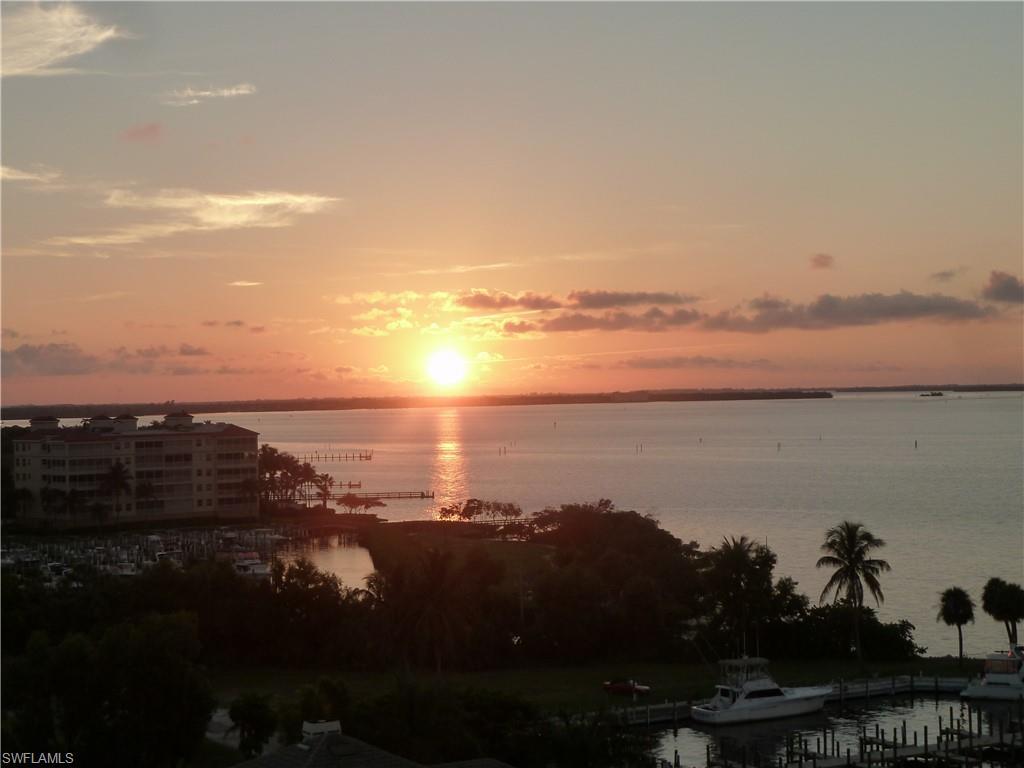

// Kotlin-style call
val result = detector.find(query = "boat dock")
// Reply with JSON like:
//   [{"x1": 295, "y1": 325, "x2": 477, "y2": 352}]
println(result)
[
  {"x1": 609, "y1": 675, "x2": 1022, "y2": 767},
  {"x1": 295, "y1": 450, "x2": 374, "y2": 462},
  {"x1": 333, "y1": 490, "x2": 434, "y2": 500},
  {"x1": 616, "y1": 676, "x2": 976, "y2": 729}
]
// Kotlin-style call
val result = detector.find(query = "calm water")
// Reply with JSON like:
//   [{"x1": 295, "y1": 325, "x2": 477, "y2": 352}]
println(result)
[
  {"x1": 9, "y1": 392, "x2": 1022, "y2": 653},
  {"x1": 653, "y1": 695, "x2": 1019, "y2": 767}
]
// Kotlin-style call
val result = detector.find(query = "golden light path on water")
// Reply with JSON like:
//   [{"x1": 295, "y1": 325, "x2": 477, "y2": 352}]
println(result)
[{"x1": 431, "y1": 408, "x2": 468, "y2": 513}]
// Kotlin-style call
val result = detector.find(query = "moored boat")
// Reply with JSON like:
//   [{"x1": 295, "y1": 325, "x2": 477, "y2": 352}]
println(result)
[
  {"x1": 691, "y1": 658, "x2": 831, "y2": 725},
  {"x1": 961, "y1": 646, "x2": 1024, "y2": 701}
]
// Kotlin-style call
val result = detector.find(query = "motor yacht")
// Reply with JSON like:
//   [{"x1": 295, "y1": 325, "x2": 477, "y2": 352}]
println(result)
[{"x1": 691, "y1": 658, "x2": 832, "y2": 725}]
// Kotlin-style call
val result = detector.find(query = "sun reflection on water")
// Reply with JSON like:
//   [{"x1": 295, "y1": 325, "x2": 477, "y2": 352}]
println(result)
[{"x1": 431, "y1": 409, "x2": 467, "y2": 514}]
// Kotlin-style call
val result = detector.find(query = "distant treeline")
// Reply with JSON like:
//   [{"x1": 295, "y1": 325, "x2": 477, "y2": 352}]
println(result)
[{"x1": 1, "y1": 389, "x2": 837, "y2": 420}]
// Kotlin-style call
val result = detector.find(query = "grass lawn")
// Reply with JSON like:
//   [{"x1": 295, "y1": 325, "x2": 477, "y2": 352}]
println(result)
[
  {"x1": 362, "y1": 522, "x2": 553, "y2": 580},
  {"x1": 208, "y1": 656, "x2": 981, "y2": 714}
]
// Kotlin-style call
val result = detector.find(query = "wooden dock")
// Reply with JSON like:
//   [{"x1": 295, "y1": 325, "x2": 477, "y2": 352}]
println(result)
[
  {"x1": 612, "y1": 675, "x2": 1023, "y2": 768},
  {"x1": 295, "y1": 450, "x2": 373, "y2": 462},
  {"x1": 333, "y1": 490, "x2": 434, "y2": 501}
]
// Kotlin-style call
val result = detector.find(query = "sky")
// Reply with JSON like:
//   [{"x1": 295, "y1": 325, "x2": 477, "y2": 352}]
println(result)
[{"x1": 1, "y1": 2, "x2": 1022, "y2": 405}]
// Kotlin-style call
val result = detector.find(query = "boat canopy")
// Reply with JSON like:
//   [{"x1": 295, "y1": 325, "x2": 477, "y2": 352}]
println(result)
[{"x1": 718, "y1": 657, "x2": 771, "y2": 685}]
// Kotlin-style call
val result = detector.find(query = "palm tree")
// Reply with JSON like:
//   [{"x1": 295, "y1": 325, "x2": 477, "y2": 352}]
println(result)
[
  {"x1": 937, "y1": 587, "x2": 975, "y2": 666},
  {"x1": 817, "y1": 521, "x2": 891, "y2": 662},
  {"x1": 707, "y1": 535, "x2": 776, "y2": 656},
  {"x1": 99, "y1": 461, "x2": 132, "y2": 522},
  {"x1": 982, "y1": 577, "x2": 1024, "y2": 646},
  {"x1": 313, "y1": 473, "x2": 335, "y2": 509}
]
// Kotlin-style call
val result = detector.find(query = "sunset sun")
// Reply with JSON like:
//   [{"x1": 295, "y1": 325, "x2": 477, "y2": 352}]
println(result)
[{"x1": 426, "y1": 349, "x2": 468, "y2": 387}]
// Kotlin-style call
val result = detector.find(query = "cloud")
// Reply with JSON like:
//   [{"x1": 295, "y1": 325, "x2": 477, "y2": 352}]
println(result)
[
  {"x1": 228, "y1": 280, "x2": 262, "y2": 287},
  {"x1": 929, "y1": 267, "x2": 966, "y2": 283},
  {"x1": 568, "y1": 290, "x2": 698, "y2": 309},
  {"x1": 2, "y1": 329, "x2": 21, "y2": 339},
  {"x1": 1, "y1": 4, "x2": 122, "y2": 77},
  {"x1": 383, "y1": 261, "x2": 519, "y2": 277},
  {"x1": 1, "y1": 165, "x2": 62, "y2": 186},
  {"x1": 226, "y1": 320, "x2": 246, "y2": 327},
  {"x1": 49, "y1": 187, "x2": 338, "y2": 247},
  {"x1": 1, "y1": 343, "x2": 101, "y2": 376},
  {"x1": 615, "y1": 355, "x2": 781, "y2": 371},
  {"x1": 454, "y1": 290, "x2": 562, "y2": 311},
  {"x1": 980, "y1": 271, "x2": 1024, "y2": 304},
  {"x1": 703, "y1": 291, "x2": 995, "y2": 333},
  {"x1": 119, "y1": 122, "x2": 163, "y2": 144},
  {"x1": 201, "y1": 320, "x2": 220, "y2": 327},
  {"x1": 78, "y1": 291, "x2": 129, "y2": 302},
  {"x1": 335, "y1": 365, "x2": 356, "y2": 374},
  {"x1": 351, "y1": 326, "x2": 390, "y2": 337},
  {"x1": 249, "y1": 326, "x2": 267, "y2": 334},
  {"x1": 178, "y1": 343, "x2": 209, "y2": 356},
  {"x1": 161, "y1": 83, "x2": 257, "y2": 107},
  {"x1": 810, "y1": 253, "x2": 835, "y2": 270},
  {"x1": 538, "y1": 307, "x2": 703, "y2": 333}
]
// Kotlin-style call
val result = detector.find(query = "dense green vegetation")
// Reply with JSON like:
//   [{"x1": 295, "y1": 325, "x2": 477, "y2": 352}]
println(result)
[{"x1": 5, "y1": 498, "x2": 1011, "y2": 767}]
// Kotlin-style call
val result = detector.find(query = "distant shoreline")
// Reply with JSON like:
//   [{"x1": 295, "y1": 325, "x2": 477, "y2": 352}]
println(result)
[{"x1": 1, "y1": 384, "x2": 1021, "y2": 420}]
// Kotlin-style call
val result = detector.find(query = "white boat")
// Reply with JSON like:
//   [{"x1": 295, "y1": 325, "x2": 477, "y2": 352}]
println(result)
[
  {"x1": 691, "y1": 658, "x2": 832, "y2": 725},
  {"x1": 961, "y1": 646, "x2": 1024, "y2": 701}
]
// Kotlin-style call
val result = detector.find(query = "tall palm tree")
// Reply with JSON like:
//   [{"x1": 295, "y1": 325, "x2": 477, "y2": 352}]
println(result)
[
  {"x1": 313, "y1": 473, "x2": 335, "y2": 509},
  {"x1": 99, "y1": 461, "x2": 132, "y2": 522},
  {"x1": 708, "y1": 535, "x2": 775, "y2": 657},
  {"x1": 817, "y1": 521, "x2": 891, "y2": 662},
  {"x1": 937, "y1": 587, "x2": 975, "y2": 666},
  {"x1": 982, "y1": 577, "x2": 1024, "y2": 646}
]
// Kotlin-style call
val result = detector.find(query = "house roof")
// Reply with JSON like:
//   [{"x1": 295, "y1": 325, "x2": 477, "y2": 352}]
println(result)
[{"x1": 13, "y1": 423, "x2": 258, "y2": 443}]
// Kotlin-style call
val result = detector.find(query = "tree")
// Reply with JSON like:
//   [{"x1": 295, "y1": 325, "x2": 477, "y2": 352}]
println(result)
[
  {"x1": 99, "y1": 461, "x2": 132, "y2": 522},
  {"x1": 229, "y1": 693, "x2": 277, "y2": 758},
  {"x1": 706, "y1": 536, "x2": 776, "y2": 657},
  {"x1": 314, "y1": 473, "x2": 335, "y2": 510},
  {"x1": 816, "y1": 521, "x2": 891, "y2": 662},
  {"x1": 982, "y1": 577, "x2": 1024, "y2": 646},
  {"x1": 937, "y1": 587, "x2": 975, "y2": 666},
  {"x1": 64, "y1": 488, "x2": 87, "y2": 523},
  {"x1": 39, "y1": 486, "x2": 68, "y2": 523}
]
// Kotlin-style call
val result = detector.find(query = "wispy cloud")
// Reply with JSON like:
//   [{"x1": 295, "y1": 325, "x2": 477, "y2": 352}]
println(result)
[
  {"x1": 929, "y1": 267, "x2": 967, "y2": 283},
  {"x1": 2, "y1": 4, "x2": 123, "y2": 78},
  {"x1": 161, "y1": 83, "x2": 257, "y2": 107},
  {"x1": 615, "y1": 355, "x2": 781, "y2": 371},
  {"x1": 1, "y1": 165, "x2": 63, "y2": 187},
  {"x1": 50, "y1": 188, "x2": 339, "y2": 246},
  {"x1": 455, "y1": 290, "x2": 562, "y2": 311},
  {"x1": 568, "y1": 290, "x2": 698, "y2": 309},
  {"x1": 703, "y1": 291, "x2": 995, "y2": 333},
  {"x1": 78, "y1": 291, "x2": 129, "y2": 303},
  {"x1": 381, "y1": 262, "x2": 519, "y2": 277},
  {"x1": 119, "y1": 122, "x2": 163, "y2": 144},
  {"x1": 228, "y1": 280, "x2": 263, "y2": 287}
]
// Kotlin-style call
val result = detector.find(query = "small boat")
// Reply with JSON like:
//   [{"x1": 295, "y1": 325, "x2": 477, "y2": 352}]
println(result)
[
  {"x1": 602, "y1": 679, "x2": 651, "y2": 696},
  {"x1": 961, "y1": 647, "x2": 1024, "y2": 701},
  {"x1": 919, "y1": 391, "x2": 944, "y2": 397},
  {"x1": 691, "y1": 658, "x2": 831, "y2": 725}
]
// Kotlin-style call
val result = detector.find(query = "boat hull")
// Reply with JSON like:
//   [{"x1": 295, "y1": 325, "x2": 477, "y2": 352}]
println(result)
[
  {"x1": 691, "y1": 688, "x2": 831, "y2": 725},
  {"x1": 960, "y1": 683, "x2": 1024, "y2": 701}
]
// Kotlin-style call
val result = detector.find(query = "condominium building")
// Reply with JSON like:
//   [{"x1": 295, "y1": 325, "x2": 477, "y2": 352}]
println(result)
[{"x1": 10, "y1": 412, "x2": 259, "y2": 523}]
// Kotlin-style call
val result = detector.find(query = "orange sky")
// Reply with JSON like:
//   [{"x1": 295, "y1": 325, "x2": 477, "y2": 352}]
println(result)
[{"x1": 2, "y1": 3, "x2": 1022, "y2": 405}]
